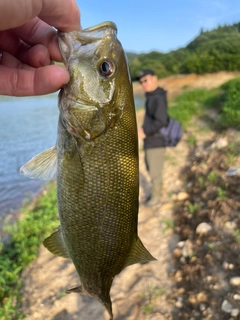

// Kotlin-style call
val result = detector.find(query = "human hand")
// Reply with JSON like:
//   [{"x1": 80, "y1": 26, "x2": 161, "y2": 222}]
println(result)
[
  {"x1": 138, "y1": 127, "x2": 146, "y2": 139},
  {"x1": 0, "y1": 0, "x2": 80, "y2": 96}
]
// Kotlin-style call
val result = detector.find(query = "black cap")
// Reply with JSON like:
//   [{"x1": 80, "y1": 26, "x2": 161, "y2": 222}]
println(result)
[{"x1": 136, "y1": 69, "x2": 155, "y2": 80}]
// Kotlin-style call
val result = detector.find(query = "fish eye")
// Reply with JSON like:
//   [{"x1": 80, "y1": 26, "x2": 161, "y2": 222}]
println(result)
[{"x1": 99, "y1": 60, "x2": 115, "y2": 78}]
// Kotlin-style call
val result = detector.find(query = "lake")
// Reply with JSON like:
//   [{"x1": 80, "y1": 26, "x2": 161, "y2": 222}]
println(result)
[{"x1": 0, "y1": 92, "x2": 145, "y2": 219}]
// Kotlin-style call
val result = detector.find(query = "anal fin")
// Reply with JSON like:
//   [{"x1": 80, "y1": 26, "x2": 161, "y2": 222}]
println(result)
[
  {"x1": 43, "y1": 228, "x2": 69, "y2": 259},
  {"x1": 124, "y1": 237, "x2": 156, "y2": 268}
]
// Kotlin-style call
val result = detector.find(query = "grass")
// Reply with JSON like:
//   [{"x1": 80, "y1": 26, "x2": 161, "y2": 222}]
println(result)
[
  {"x1": 188, "y1": 203, "x2": 200, "y2": 215},
  {"x1": 141, "y1": 284, "x2": 167, "y2": 316},
  {"x1": 207, "y1": 171, "x2": 219, "y2": 183},
  {"x1": 162, "y1": 218, "x2": 175, "y2": 233},
  {"x1": 234, "y1": 229, "x2": 240, "y2": 244},
  {"x1": 168, "y1": 77, "x2": 240, "y2": 130},
  {"x1": 186, "y1": 134, "x2": 197, "y2": 147},
  {"x1": 216, "y1": 77, "x2": 240, "y2": 129},
  {"x1": 216, "y1": 187, "x2": 227, "y2": 200},
  {"x1": 168, "y1": 87, "x2": 224, "y2": 128},
  {"x1": 225, "y1": 141, "x2": 240, "y2": 165},
  {"x1": 0, "y1": 182, "x2": 58, "y2": 320}
]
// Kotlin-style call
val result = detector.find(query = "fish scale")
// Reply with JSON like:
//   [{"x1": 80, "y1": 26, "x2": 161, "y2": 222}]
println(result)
[{"x1": 20, "y1": 21, "x2": 156, "y2": 320}]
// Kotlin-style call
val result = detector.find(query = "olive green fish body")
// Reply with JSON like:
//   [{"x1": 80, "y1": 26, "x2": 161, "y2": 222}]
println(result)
[{"x1": 20, "y1": 22, "x2": 155, "y2": 319}]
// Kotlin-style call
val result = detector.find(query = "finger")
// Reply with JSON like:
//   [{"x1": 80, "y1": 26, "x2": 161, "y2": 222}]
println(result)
[
  {"x1": 27, "y1": 45, "x2": 52, "y2": 67},
  {"x1": 0, "y1": 0, "x2": 80, "y2": 32},
  {"x1": 2, "y1": 46, "x2": 52, "y2": 69},
  {"x1": 39, "y1": 0, "x2": 81, "y2": 32},
  {"x1": 0, "y1": 30, "x2": 22, "y2": 56},
  {"x1": 0, "y1": 51, "x2": 32, "y2": 70},
  {"x1": 0, "y1": 28, "x2": 58, "y2": 65},
  {"x1": 13, "y1": 18, "x2": 62, "y2": 62},
  {"x1": 13, "y1": 18, "x2": 56, "y2": 48},
  {"x1": 0, "y1": 64, "x2": 69, "y2": 96}
]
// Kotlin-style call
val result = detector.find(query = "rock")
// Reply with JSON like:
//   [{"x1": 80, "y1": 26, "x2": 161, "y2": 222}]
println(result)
[
  {"x1": 231, "y1": 309, "x2": 239, "y2": 317},
  {"x1": 175, "y1": 297, "x2": 183, "y2": 308},
  {"x1": 233, "y1": 294, "x2": 240, "y2": 301},
  {"x1": 199, "y1": 303, "x2": 206, "y2": 311},
  {"x1": 222, "y1": 261, "x2": 234, "y2": 270},
  {"x1": 221, "y1": 300, "x2": 234, "y2": 313},
  {"x1": 188, "y1": 294, "x2": 197, "y2": 304},
  {"x1": 180, "y1": 256, "x2": 186, "y2": 264},
  {"x1": 177, "y1": 191, "x2": 189, "y2": 201},
  {"x1": 175, "y1": 271, "x2": 183, "y2": 282},
  {"x1": 177, "y1": 241, "x2": 185, "y2": 248},
  {"x1": 230, "y1": 277, "x2": 240, "y2": 286},
  {"x1": 211, "y1": 137, "x2": 228, "y2": 150},
  {"x1": 197, "y1": 292, "x2": 208, "y2": 303},
  {"x1": 229, "y1": 264, "x2": 234, "y2": 270},
  {"x1": 225, "y1": 221, "x2": 237, "y2": 231},
  {"x1": 196, "y1": 222, "x2": 212, "y2": 235},
  {"x1": 173, "y1": 248, "x2": 182, "y2": 258},
  {"x1": 175, "y1": 179, "x2": 182, "y2": 186},
  {"x1": 182, "y1": 240, "x2": 193, "y2": 258},
  {"x1": 226, "y1": 167, "x2": 240, "y2": 177}
]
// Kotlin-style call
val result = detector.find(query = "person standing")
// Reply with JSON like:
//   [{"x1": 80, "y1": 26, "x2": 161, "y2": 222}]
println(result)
[{"x1": 137, "y1": 69, "x2": 168, "y2": 207}]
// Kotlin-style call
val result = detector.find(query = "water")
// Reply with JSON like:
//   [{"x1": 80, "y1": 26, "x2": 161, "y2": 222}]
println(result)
[
  {"x1": 134, "y1": 93, "x2": 145, "y2": 109},
  {"x1": 0, "y1": 93, "x2": 145, "y2": 219},
  {"x1": 0, "y1": 94, "x2": 59, "y2": 218}
]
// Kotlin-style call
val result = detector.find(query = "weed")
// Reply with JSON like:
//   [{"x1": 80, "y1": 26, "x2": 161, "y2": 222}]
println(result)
[
  {"x1": 225, "y1": 142, "x2": 240, "y2": 165},
  {"x1": 162, "y1": 218, "x2": 175, "y2": 233},
  {"x1": 234, "y1": 229, "x2": 240, "y2": 244},
  {"x1": 197, "y1": 176, "x2": 206, "y2": 189},
  {"x1": 188, "y1": 203, "x2": 199, "y2": 215},
  {"x1": 57, "y1": 290, "x2": 67, "y2": 299},
  {"x1": 207, "y1": 171, "x2": 219, "y2": 182},
  {"x1": 186, "y1": 134, "x2": 197, "y2": 147},
  {"x1": 206, "y1": 242, "x2": 218, "y2": 250},
  {"x1": 169, "y1": 87, "x2": 224, "y2": 128},
  {"x1": 0, "y1": 182, "x2": 58, "y2": 319},
  {"x1": 217, "y1": 78, "x2": 240, "y2": 129},
  {"x1": 165, "y1": 154, "x2": 177, "y2": 165},
  {"x1": 142, "y1": 302, "x2": 154, "y2": 315},
  {"x1": 141, "y1": 284, "x2": 167, "y2": 316},
  {"x1": 217, "y1": 187, "x2": 227, "y2": 200}
]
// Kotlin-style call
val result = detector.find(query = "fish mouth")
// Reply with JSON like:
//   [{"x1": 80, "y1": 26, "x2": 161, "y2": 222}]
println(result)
[
  {"x1": 83, "y1": 21, "x2": 117, "y2": 33},
  {"x1": 58, "y1": 21, "x2": 118, "y2": 62}
]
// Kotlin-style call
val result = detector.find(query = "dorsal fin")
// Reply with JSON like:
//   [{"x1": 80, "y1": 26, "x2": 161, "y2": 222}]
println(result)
[
  {"x1": 124, "y1": 237, "x2": 156, "y2": 268},
  {"x1": 43, "y1": 228, "x2": 70, "y2": 259},
  {"x1": 20, "y1": 146, "x2": 57, "y2": 180}
]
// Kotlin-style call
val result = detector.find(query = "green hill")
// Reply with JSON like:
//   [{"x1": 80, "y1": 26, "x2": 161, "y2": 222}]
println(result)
[{"x1": 128, "y1": 22, "x2": 240, "y2": 79}]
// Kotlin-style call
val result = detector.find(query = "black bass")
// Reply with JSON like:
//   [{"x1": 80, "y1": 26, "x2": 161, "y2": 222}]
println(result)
[{"x1": 21, "y1": 21, "x2": 155, "y2": 320}]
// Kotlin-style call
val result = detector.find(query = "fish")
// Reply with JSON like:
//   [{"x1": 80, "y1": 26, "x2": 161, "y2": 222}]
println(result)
[{"x1": 20, "y1": 21, "x2": 156, "y2": 320}]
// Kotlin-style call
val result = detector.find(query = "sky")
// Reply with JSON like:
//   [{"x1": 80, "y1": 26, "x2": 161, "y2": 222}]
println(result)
[{"x1": 76, "y1": 0, "x2": 240, "y2": 53}]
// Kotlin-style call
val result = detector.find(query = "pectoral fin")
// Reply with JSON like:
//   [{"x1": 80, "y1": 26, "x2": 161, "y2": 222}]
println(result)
[
  {"x1": 43, "y1": 228, "x2": 69, "y2": 259},
  {"x1": 124, "y1": 237, "x2": 156, "y2": 268},
  {"x1": 20, "y1": 146, "x2": 57, "y2": 180}
]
